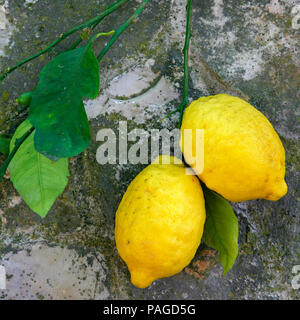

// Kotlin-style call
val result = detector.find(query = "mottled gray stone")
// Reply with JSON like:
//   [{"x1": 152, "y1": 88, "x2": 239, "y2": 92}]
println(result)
[{"x1": 0, "y1": 0, "x2": 299, "y2": 300}]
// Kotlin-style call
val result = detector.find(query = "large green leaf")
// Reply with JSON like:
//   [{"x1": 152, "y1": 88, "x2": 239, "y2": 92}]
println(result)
[
  {"x1": 8, "y1": 119, "x2": 69, "y2": 218},
  {"x1": 0, "y1": 135, "x2": 10, "y2": 156},
  {"x1": 29, "y1": 42, "x2": 100, "y2": 160},
  {"x1": 202, "y1": 186, "x2": 239, "y2": 275}
]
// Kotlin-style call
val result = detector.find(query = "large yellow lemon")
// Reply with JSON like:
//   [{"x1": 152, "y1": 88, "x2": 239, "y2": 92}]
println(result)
[
  {"x1": 180, "y1": 94, "x2": 287, "y2": 202},
  {"x1": 115, "y1": 155, "x2": 206, "y2": 288}
]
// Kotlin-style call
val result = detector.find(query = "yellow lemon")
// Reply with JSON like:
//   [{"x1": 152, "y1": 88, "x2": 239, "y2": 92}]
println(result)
[
  {"x1": 115, "y1": 155, "x2": 206, "y2": 288},
  {"x1": 180, "y1": 94, "x2": 287, "y2": 202}
]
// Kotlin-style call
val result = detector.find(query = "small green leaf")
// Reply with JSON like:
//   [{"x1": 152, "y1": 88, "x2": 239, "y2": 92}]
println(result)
[
  {"x1": 8, "y1": 119, "x2": 69, "y2": 218},
  {"x1": 202, "y1": 186, "x2": 239, "y2": 276},
  {"x1": 29, "y1": 41, "x2": 100, "y2": 160},
  {"x1": 0, "y1": 135, "x2": 10, "y2": 156}
]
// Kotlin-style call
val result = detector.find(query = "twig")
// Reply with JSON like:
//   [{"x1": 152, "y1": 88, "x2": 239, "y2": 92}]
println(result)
[
  {"x1": 97, "y1": 0, "x2": 150, "y2": 61},
  {"x1": 178, "y1": 0, "x2": 192, "y2": 128},
  {"x1": 160, "y1": 0, "x2": 192, "y2": 127},
  {"x1": 0, "y1": 127, "x2": 34, "y2": 180},
  {"x1": 68, "y1": 0, "x2": 129, "y2": 50},
  {"x1": 0, "y1": 0, "x2": 130, "y2": 82}
]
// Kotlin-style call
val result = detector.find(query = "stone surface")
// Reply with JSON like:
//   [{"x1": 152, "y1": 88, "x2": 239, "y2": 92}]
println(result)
[{"x1": 0, "y1": 0, "x2": 299, "y2": 300}]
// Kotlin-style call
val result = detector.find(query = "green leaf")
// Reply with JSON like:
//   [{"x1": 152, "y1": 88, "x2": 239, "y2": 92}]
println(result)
[
  {"x1": 0, "y1": 135, "x2": 10, "y2": 156},
  {"x1": 29, "y1": 41, "x2": 100, "y2": 160},
  {"x1": 8, "y1": 119, "x2": 69, "y2": 218},
  {"x1": 202, "y1": 186, "x2": 239, "y2": 276}
]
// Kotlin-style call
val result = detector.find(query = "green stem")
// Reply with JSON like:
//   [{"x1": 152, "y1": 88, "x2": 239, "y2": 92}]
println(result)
[
  {"x1": 90, "y1": 30, "x2": 115, "y2": 43},
  {"x1": 178, "y1": 0, "x2": 192, "y2": 128},
  {"x1": 69, "y1": 0, "x2": 129, "y2": 50},
  {"x1": 162, "y1": 109, "x2": 179, "y2": 120},
  {"x1": 97, "y1": 0, "x2": 150, "y2": 62},
  {"x1": 0, "y1": 0, "x2": 129, "y2": 82},
  {"x1": 0, "y1": 127, "x2": 34, "y2": 180}
]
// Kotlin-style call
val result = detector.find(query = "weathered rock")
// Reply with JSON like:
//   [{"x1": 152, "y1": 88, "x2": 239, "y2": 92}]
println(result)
[{"x1": 0, "y1": 0, "x2": 299, "y2": 300}]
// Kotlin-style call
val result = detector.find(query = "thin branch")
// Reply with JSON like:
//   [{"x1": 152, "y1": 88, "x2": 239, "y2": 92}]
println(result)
[
  {"x1": 0, "y1": 127, "x2": 34, "y2": 180},
  {"x1": 178, "y1": 0, "x2": 192, "y2": 128},
  {"x1": 161, "y1": 103, "x2": 183, "y2": 121},
  {"x1": 97, "y1": 0, "x2": 150, "y2": 62},
  {"x1": 68, "y1": 0, "x2": 129, "y2": 50},
  {"x1": 0, "y1": 0, "x2": 130, "y2": 82}
]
